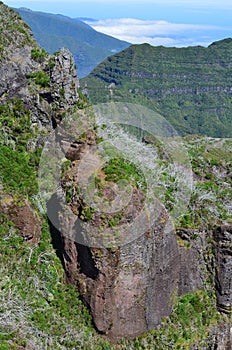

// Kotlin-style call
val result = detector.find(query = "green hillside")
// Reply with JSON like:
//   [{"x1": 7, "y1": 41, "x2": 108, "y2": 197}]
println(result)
[
  {"x1": 15, "y1": 7, "x2": 130, "y2": 78},
  {"x1": 81, "y1": 40, "x2": 232, "y2": 137}
]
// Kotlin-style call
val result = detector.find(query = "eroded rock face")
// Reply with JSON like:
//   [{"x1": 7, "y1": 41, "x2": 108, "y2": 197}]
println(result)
[
  {"x1": 60, "y1": 218, "x2": 222, "y2": 339},
  {"x1": 0, "y1": 4, "x2": 79, "y2": 129},
  {"x1": 214, "y1": 225, "x2": 232, "y2": 314},
  {"x1": 48, "y1": 135, "x2": 183, "y2": 337},
  {"x1": 52, "y1": 146, "x2": 231, "y2": 339},
  {"x1": 50, "y1": 135, "x2": 220, "y2": 339},
  {"x1": 0, "y1": 194, "x2": 41, "y2": 244},
  {"x1": 50, "y1": 48, "x2": 79, "y2": 106},
  {"x1": 206, "y1": 321, "x2": 232, "y2": 350},
  {"x1": 57, "y1": 211, "x2": 181, "y2": 338},
  {"x1": 53, "y1": 216, "x2": 232, "y2": 340}
]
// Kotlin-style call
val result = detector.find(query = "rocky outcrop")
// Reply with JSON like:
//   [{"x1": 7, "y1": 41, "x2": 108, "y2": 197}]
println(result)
[
  {"x1": 0, "y1": 2, "x2": 38, "y2": 98},
  {"x1": 0, "y1": 2, "x2": 79, "y2": 129},
  {"x1": 214, "y1": 225, "x2": 232, "y2": 314},
  {"x1": 206, "y1": 321, "x2": 232, "y2": 350},
  {"x1": 55, "y1": 217, "x2": 201, "y2": 338},
  {"x1": 178, "y1": 225, "x2": 232, "y2": 316},
  {"x1": 54, "y1": 208, "x2": 180, "y2": 337},
  {"x1": 50, "y1": 48, "x2": 79, "y2": 106},
  {"x1": 0, "y1": 193, "x2": 41, "y2": 244},
  {"x1": 48, "y1": 131, "x2": 232, "y2": 340},
  {"x1": 0, "y1": 2, "x2": 80, "y2": 245},
  {"x1": 52, "y1": 215, "x2": 232, "y2": 341},
  {"x1": 46, "y1": 127, "x2": 231, "y2": 341}
]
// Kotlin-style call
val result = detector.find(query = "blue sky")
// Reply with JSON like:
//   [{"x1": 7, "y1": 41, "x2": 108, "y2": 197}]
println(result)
[
  {"x1": 4, "y1": 0, "x2": 232, "y2": 22},
  {"x1": 4, "y1": 1, "x2": 232, "y2": 47}
]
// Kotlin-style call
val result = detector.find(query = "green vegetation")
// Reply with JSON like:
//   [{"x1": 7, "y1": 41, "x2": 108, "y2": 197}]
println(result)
[
  {"x1": 177, "y1": 136, "x2": 232, "y2": 228},
  {"x1": 15, "y1": 7, "x2": 130, "y2": 77},
  {"x1": 124, "y1": 290, "x2": 221, "y2": 350},
  {"x1": 75, "y1": 89, "x2": 90, "y2": 109},
  {"x1": 103, "y1": 157, "x2": 146, "y2": 190},
  {"x1": 80, "y1": 205, "x2": 96, "y2": 221},
  {"x1": 31, "y1": 47, "x2": 48, "y2": 62},
  {"x1": 47, "y1": 55, "x2": 56, "y2": 71},
  {"x1": 0, "y1": 2, "x2": 34, "y2": 54},
  {"x1": 28, "y1": 70, "x2": 50, "y2": 87},
  {"x1": 0, "y1": 97, "x2": 41, "y2": 196},
  {"x1": 0, "y1": 146, "x2": 38, "y2": 196},
  {"x1": 0, "y1": 215, "x2": 114, "y2": 350},
  {"x1": 82, "y1": 40, "x2": 232, "y2": 137},
  {"x1": 0, "y1": 99, "x2": 32, "y2": 151},
  {"x1": 0, "y1": 98, "x2": 40, "y2": 196}
]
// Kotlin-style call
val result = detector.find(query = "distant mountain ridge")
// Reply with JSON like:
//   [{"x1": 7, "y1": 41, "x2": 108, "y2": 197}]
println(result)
[
  {"x1": 14, "y1": 7, "x2": 130, "y2": 78},
  {"x1": 81, "y1": 39, "x2": 232, "y2": 137}
]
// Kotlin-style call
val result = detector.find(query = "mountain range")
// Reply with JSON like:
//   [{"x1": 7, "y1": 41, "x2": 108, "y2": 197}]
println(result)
[
  {"x1": 14, "y1": 7, "x2": 232, "y2": 138},
  {"x1": 81, "y1": 39, "x2": 232, "y2": 137},
  {"x1": 15, "y1": 7, "x2": 130, "y2": 78}
]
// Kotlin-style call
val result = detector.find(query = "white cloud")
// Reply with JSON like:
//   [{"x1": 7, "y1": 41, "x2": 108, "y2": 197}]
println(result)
[
  {"x1": 89, "y1": 18, "x2": 220, "y2": 36},
  {"x1": 85, "y1": 18, "x2": 230, "y2": 47}
]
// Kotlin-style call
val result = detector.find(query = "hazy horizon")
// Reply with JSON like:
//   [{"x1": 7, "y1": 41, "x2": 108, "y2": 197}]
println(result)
[{"x1": 4, "y1": 0, "x2": 232, "y2": 47}]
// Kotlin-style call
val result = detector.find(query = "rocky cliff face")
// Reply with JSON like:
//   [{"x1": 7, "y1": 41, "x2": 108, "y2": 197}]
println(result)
[
  {"x1": 0, "y1": 3, "x2": 231, "y2": 348},
  {"x1": 214, "y1": 225, "x2": 232, "y2": 314},
  {"x1": 0, "y1": 2, "x2": 79, "y2": 130},
  {"x1": 50, "y1": 129, "x2": 231, "y2": 341},
  {"x1": 0, "y1": 193, "x2": 41, "y2": 244},
  {"x1": 59, "y1": 213, "x2": 182, "y2": 337},
  {"x1": 0, "y1": 2, "x2": 79, "y2": 238}
]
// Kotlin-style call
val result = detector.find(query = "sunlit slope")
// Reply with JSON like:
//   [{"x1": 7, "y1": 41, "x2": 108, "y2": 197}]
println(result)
[
  {"x1": 15, "y1": 7, "x2": 130, "y2": 77},
  {"x1": 81, "y1": 39, "x2": 232, "y2": 137}
]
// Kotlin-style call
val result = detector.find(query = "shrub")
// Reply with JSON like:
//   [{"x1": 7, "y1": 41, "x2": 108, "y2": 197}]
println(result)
[
  {"x1": 28, "y1": 71, "x2": 50, "y2": 87},
  {"x1": 31, "y1": 47, "x2": 47, "y2": 62}
]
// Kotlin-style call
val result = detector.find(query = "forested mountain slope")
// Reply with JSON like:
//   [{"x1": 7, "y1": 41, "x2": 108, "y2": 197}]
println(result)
[
  {"x1": 82, "y1": 40, "x2": 232, "y2": 137},
  {"x1": 15, "y1": 7, "x2": 130, "y2": 78}
]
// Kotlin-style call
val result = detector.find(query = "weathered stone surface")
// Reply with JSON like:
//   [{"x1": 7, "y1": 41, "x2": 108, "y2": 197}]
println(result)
[
  {"x1": 58, "y1": 212, "x2": 181, "y2": 338},
  {"x1": 0, "y1": 16, "x2": 79, "y2": 128},
  {"x1": 206, "y1": 321, "x2": 232, "y2": 350},
  {"x1": 177, "y1": 228, "x2": 207, "y2": 295},
  {"x1": 52, "y1": 218, "x2": 232, "y2": 342},
  {"x1": 0, "y1": 194, "x2": 41, "y2": 244},
  {"x1": 54, "y1": 151, "x2": 231, "y2": 339},
  {"x1": 214, "y1": 225, "x2": 232, "y2": 314},
  {"x1": 50, "y1": 48, "x2": 79, "y2": 108},
  {"x1": 55, "y1": 168, "x2": 216, "y2": 339}
]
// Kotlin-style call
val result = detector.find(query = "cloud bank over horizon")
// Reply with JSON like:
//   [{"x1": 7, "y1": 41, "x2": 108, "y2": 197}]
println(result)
[{"x1": 85, "y1": 18, "x2": 231, "y2": 47}]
